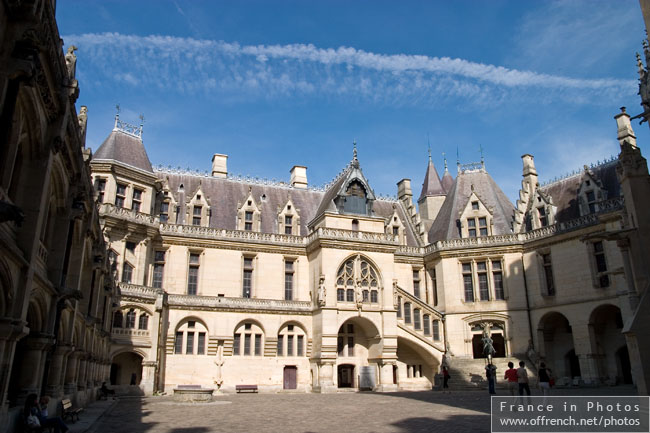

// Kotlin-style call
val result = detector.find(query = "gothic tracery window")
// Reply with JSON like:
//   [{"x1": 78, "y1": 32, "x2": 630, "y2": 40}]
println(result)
[{"x1": 336, "y1": 256, "x2": 380, "y2": 304}]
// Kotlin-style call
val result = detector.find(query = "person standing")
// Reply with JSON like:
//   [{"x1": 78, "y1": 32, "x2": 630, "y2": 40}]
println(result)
[
  {"x1": 538, "y1": 362, "x2": 551, "y2": 404},
  {"x1": 504, "y1": 362, "x2": 518, "y2": 397},
  {"x1": 485, "y1": 362, "x2": 497, "y2": 395},
  {"x1": 442, "y1": 366, "x2": 450, "y2": 393},
  {"x1": 517, "y1": 361, "x2": 531, "y2": 404}
]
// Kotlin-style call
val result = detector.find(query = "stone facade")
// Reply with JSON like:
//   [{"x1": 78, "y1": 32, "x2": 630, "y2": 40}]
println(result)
[
  {"x1": 0, "y1": 1, "x2": 117, "y2": 431},
  {"x1": 91, "y1": 105, "x2": 649, "y2": 395}
]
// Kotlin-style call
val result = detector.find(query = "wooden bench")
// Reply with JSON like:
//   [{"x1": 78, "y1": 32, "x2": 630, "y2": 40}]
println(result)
[
  {"x1": 61, "y1": 398, "x2": 83, "y2": 422},
  {"x1": 235, "y1": 385, "x2": 258, "y2": 393}
]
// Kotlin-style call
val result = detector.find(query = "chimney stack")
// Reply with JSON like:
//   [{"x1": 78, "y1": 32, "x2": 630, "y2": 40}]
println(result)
[
  {"x1": 290, "y1": 165, "x2": 308, "y2": 188},
  {"x1": 211, "y1": 154, "x2": 228, "y2": 178},
  {"x1": 614, "y1": 107, "x2": 637, "y2": 148}
]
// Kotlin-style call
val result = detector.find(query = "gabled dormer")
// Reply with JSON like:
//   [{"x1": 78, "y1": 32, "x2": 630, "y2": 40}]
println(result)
[
  {"x1": 458, "y1": 189, "x2": 493, "y2": 238},
  {"x1": 385, "y1": 207, "x2": 406, "y2": 245},
  {"x1": 155, "y1": 177, "x2": 178, "y2": 224},
  {"x1": 277, "y1": 197, "x2": 300, "y2": 235},
  {"x1": 186, "y1": 184, "x2": 211, "y2": 227},
  {"x1": 528, "y1": 188, "x2": 556, "y2": 229},
  {"x1": 332, "y1": 148, "x2": 376, "y2": 216},
  {"x1": 237, "y1": 188, "x2": 261, "y2": 232},
  {"x1": 577, "y1": 167, "x2": 607, "y2": 216}
]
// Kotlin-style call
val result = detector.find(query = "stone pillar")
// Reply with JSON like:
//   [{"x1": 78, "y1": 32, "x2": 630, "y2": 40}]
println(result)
[
  {"x1": 0, "y1": 319, "x2": 29, "y2": 407},
  {"x1": 64, "y1": 351, "x2": 81, "y2": 394},
  {"x1": 316, "y1": 360, "x2": 337, "y2": 393},
  {"x1": 45, "y1": 343, "x2": 73, "y2": 397},
  {"x1": 376, "y1": 360, "x2": 398, "y2": 392},
  {"x1": 16, "y1": 335, "x2": 54, "y2": 403},
  {"x1": 141, "y1": 361, "x2": 157, "y2": 395},
  {"x1": 76, "y1": 355, "x2": 88, "y2": 390},
  {"x1": 572, "y1": 322, "x2": 600, "y2": 385}
]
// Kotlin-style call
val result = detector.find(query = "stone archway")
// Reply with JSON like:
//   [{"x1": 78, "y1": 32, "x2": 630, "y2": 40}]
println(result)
[
  {"x1": 538, "y1": 312, "x2": 576, "y2": 379},
  {"x1": 589, "y1": 304, "x2": 626, "y2": 383},
  {"x1": 335, "y1": 317, "x2": 381, "y2": 390},
  {"x1": 110, "y1": 352, "x2": 143, "y2": 390}
]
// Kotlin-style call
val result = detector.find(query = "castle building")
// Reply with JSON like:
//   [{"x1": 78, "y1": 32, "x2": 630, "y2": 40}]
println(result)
[
  {"x1": 0, "y1": 1, "x2": 117, "y2": 430},
  {"x1": 92, "y1": 106, "x2": 650, "y2": 394}
]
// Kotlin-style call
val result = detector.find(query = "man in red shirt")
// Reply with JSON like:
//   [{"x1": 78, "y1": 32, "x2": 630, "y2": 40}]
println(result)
[{"x1": 504, "y1": 361, "x2": 518, "y2": 396}]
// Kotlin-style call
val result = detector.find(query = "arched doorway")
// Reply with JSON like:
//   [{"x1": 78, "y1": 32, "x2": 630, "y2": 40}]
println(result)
[
  {"x1": 337, "y1": 364, "x2": 355, "y2": 388},
  {"x1": 110, "y1": 352, "x2": 143, "y2": 386},
  {"x1": 336, "y1": 317, "x2": 381, "y2": 389},
  {"x1": 538, "y1": 312, "x2": 576, "y2": 379},
  {"x1": 589, "y1": 304, "x2": 626, "y2": 383},
  {"x1": 470, "y1": 322, "x2": 506, "y2": 358}
]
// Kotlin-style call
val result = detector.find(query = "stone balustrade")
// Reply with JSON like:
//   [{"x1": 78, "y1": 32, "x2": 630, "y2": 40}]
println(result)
[
  {"x1": 112, "y1": 328, "x2": 150, "y2": 337},
  {"x1": 167, "y1": 294, "x2": 313, "y2": 313},
  {"x1": 118, "y1": 282, "x2": 162, "y2": 300},
  {"x1": 98, "y1": 202, "x2": 159, "y2": 226}
]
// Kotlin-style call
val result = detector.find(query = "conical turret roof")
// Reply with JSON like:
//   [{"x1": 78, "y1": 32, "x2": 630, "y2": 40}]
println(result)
[
  {"x1": 93, "y1": 128, "x2": 153, "y2": 173},
  {"x1": 419, "y1": 158, "x2": 446, "y2": 200}
]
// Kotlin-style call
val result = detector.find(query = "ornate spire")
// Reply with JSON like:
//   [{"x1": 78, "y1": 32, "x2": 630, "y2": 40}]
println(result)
[
  {"x1": 114, "y1": 104, "x2": 120, "y2": 129},
  {"x1": 427, "y1": 133, "x2": 432, "y2": 162},
  {"x1": 352, "y1": 140, "x2": 359, "y2": 167}
]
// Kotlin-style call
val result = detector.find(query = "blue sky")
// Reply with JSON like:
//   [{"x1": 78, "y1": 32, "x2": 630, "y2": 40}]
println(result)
[{"x1": 57, "y1": 0, "x2": 648, "y2": 201}]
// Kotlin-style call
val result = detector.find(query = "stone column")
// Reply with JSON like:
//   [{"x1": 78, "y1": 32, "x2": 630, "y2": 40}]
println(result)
[
  {"x1": 64, "y1": 350, "x2": 81, "y2": 394},
  {"x1": 45, "y1": 343, "x2": 73, "y2": 397},
  {"x1": 572, "y1": 322, "x2": 600, "y2": 385},
  {"x1": 0, "y1": 319, "x2": 29, "y2": 407},
  {"x1": 316, "y1": 360, "x2": 337, "y2": 393},
  {"x1": 376, "y1": 360, "x2": 398, "y2": 392},
  {"x1": 76, "y1": 354, "x2": 88, "y2": 391},
  {"x1": 141, "y1": 361, "x2": 157, "y2": 395},
  {"x1": 16, "y1": 335, "x2": 54, "y2": 403}
]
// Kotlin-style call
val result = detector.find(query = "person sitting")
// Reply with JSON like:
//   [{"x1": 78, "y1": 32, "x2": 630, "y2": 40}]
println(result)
[
  {"x1": 100, "y1": 382, "x2": 116, "y2": 399},
  {"x1": 24, "y1": 394, "x2": 69, "y2": 433}
]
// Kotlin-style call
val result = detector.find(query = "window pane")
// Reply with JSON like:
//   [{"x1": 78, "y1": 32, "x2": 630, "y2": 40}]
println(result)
[
  {"x1": 254, "y1": 334, "x2": 262, "y2": 356},
  {"x1": 396, "y1": 297, "x2": 402, "y2": 318},
  {"x1": 138, "y1": 314, "x2": 148, "y2": 330},
  {"x1": 423, "y1": 315, "x2": 430, "y2": 335},
  {"x1": 113, "y1": 311, "x2": 123, "y2": 328},
  {"x1": 347, "y1": 336, "x2": 354, "y2": 356},
  {"x1": 462, "y1": 263, "x2": 472, "y2": 273},
  {"x1": 346, "y1": 289, "x2": 354, "y2": 302},
  {"x1": 125, "y1": 310, "x2": 136, "y2": 328},
  {"x1": 244, "y1": 334, "x2": 251, "y2": 355},
  {"x1": 122, "y1": 263, "x2": 133, "y2": 283},
  {"x1": 297, "y1": 335, "x2": 304, "y2": 356},
  {"x1": 370, "y1": 290, "x2": 378, "y2": 303},
  {"x1": 188, "y1": 266, "x2": 198, "y2": 295},
  {"x1": 414, "y1": 309, "x2": 421, "y2": 330},
  {"x1": 478, "y1": 273, "x2": 489, "y2": 301},
  {"x1": 153, "y1": 263, "x2": 164, "y2": 289},
  {"x1": 245, "y1": 211, "x2": 253, "y2": 221},
  {"x1": 478, "y1": 217, "x2": 486, "y2": 226},
  {"x1": 197, "y1": 332, "x2": 206, "y2": 355},
  {"x1": 464, "y1": 274, "x2": 474, "y2": 302},
  {"x1": 337, "y1": 336, "x2": 344, "y2": 355},
  {"x1": 493, "y1": 272, "x2": 504, "y2": 300},
  {"x1": 186, "y1": 332, "x2": 194, "y2": 354},
  {"x1": 468, "y1": 218, "x2": 476, "y2": 228},
  {"x1": 277, "y1": 335, "x2": 283, "y2": 356},
  {"x1": 243, "y1": 269, "x2": 252, "y2": 298},
  {"x1": 433, "y1": 321, "x2": 440, "y2": 341},
  {"x1": 189, "y1": 253, "x2": 200, "y2": 264},
  {"x1": 233, "y1": 334, "x2": 241, "y2": 356},
  {"x1": 285, "y1": 216, "x2": 292, "y2": 225},
  {"x1": 287, "y1": 335, "x2": 294, "y2": 356},
  {"x1": 404, "y1": 302, "x2": 411, "y2": 324},
  {"x1": 175, "y1": 331, "x2": 183, "y2": 354}
]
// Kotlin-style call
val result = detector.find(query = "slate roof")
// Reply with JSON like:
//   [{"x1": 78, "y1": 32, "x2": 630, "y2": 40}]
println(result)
[
  {"x1": 419, "y1": 160, "x2": 446, "y2": 200},
  {"x1": 158, "y1": 170, "x2": 420, "y2": 247},
  {"x1": 538, "y1": 160, "x2": 620, "y2": 223},
  {"x1": 441, "y1": 169, "x2": 454, "y2": 194},
  {"x1": 427, "y1": 169, "x2": 515, "y2": 242},
  {"x1": 93, "y1": 129, "x2": 154, "y2": 173}
]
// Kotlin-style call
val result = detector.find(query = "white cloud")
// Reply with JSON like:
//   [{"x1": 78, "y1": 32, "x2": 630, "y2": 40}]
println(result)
[{"x1": 63, "y1": 32, "x2": 636, "y2": 106}]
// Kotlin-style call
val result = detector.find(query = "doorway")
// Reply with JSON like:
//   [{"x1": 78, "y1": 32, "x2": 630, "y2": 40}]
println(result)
[
  {"x1": 616, "y1": 346, "x2": 633, "y2": 384},
  {"x1": 283, "y1": 366, "x2": 297, "y2": 390},
  {"x1": 338, "y1": 364, "x2": 354, "y2": 388}
]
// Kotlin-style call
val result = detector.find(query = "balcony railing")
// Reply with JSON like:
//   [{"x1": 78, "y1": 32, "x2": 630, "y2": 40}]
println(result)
[{"x1": 167, "y1": 294, "x2": 312, "y2": 313}]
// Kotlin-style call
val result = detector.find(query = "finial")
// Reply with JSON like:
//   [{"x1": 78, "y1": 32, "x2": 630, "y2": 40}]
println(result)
[
  {"x1": 427, "y1": 133, "x2": 432, "y2": 162},
  {"x1": 442, "y1": 152, "x2": 448, "y2": 171},
  {"x1": 114, "y1": 104, "x2": 121, "y2": 128},
  {"x1": 637, "y1": 53, "x2": 645, "y2": 78},
  {"x1": 621, "y1": 106, "x2": 627, "y2": 114},
  {"x1": 353, "y1": 140, "x2": 358, "y2": 160},
  {"x1": 479, "y1": 144, "x2": 485, "y2": 169},
  {"x1": 456, "y1": 146, "x2": 460, "y2": 173},
  {"x1": 139, "y1": 114, "x2": 145, "y2": 137}
]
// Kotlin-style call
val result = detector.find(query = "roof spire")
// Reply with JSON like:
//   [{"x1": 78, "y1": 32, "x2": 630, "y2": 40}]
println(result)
[
  {"x1": 139, "y1": 113, "x2": 145, "y2": 138},
  {"x1": 114, "y1": 103, "x2": 120, "y2": 129},
  {"x1": 443, "y1": 152, "x2": 448, "y2": 172},
  {"x1": 480, "y1": 144, "x2": 485, "y2": 169},
  {"x1": 427, "y1": 134, "x2": 432, "y2": 162},
  {"x1": 353, "y1": 140, "x2": 357, "y2": 160}
]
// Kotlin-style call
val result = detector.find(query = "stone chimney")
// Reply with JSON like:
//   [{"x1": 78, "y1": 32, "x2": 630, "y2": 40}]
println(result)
[
  {"x1": 211, "y1": 154, "x2": 228, "y2": 178},
  {"x1": 290, "y1": 165, "x2": 308, "y2": 188},
  {"x1": 614, "y1": 107, "x2": 637, "y2": 148},
  {"x1": 397, "y1": 179, "x2": 413, "y2": 205}
]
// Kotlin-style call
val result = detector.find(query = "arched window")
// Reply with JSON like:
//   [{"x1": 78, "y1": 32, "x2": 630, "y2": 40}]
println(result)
[
  {"x1": 277, "y1": 324, "x2": 307, "y2": 357},
  {"x1": 112, "y1": 311, "x2": 123, "y2": 328},
  {"x1": 174, "y1": 319, "x2": 208, "y2": 355},
  {"x1": 138, "y1": 314, "x2": 149, "y2": 330},
  {"x1": 233, "y1": 322, "x2": 264, "y2": 356},
  {"x1": 335, "y1": 256, "x2": 381, "y2": 304},
  {"x1": 125, "y1": 309, "x2": 136, "y2": 328}
]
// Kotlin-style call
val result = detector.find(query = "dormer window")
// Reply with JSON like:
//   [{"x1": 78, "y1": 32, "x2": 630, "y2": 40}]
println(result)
[
  {"x1": 586, "y1": 191, "x2": 596, "y2": 214},
  {"x1": 471, "y1": 201, "x2": 479, "y2": 210},
  {"x1": 468, "y1": 218, "x2": 476, "y2": 237},
  {"x1": 160, "y1": 202, "x2": 169, "y2": 223},
  {"x1": 538, "y1": 207, "x2": 547, "y2": 227},
  {"x1": 478, "y1": 217, "x2": 488, "y2": 236},
  {"x1": 132, "y1": 189, "x2": 143, "y2": 212},
  {"x1": 193, "y1": 205, "x2": 202, "y2": 226},
  {"x1": 115, "y1": 184, "x2": 127, "y2": 208},
  {"x1": 284, "y1": 216, "x2": 292, "y2": 234},
  {"x1": 392, "y1": 226, "x2": 399, "y2": 236},
  {"x1": 245, "y1": 211, "x2": 253, "y2": 231}
]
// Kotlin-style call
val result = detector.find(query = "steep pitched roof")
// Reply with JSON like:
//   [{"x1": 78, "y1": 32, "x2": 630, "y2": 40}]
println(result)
[
  {"x1": 419, "y1": 159, "x2": 446, "y2": 200},
  {"x1": 441, "y1": 169, "x2": 454, "y2": 194},
  {"x1": 538, "y1": 160, "x2": 620, "y2": 223},
  {"x1": 427, "y1": 169, "x2": 515, "y2": 242},
  {"x1": 93, "y1": 129, "x2": 153, "y2": 173}
]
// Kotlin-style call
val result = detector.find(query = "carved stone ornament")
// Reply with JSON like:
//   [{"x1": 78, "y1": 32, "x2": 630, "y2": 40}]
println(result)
[{"x1": 317, "y1": 274, "x2": 326, "y2": 307}]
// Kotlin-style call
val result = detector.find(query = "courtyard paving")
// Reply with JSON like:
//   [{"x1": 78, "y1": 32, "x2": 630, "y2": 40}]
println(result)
[{"x1": 86, "y1": 386, "x2": 636, "y2": 433}]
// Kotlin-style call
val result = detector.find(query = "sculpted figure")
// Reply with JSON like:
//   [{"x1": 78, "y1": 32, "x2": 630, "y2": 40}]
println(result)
[
  {"x1": 317, "y1": 275, "x2": 326, "y2": 307},
  {"x1": 78, "y1": 106, "x2": 88, "y2": 137},
  {"x1": 65, "y1": 45, "x2": 78, "y2": 79}
]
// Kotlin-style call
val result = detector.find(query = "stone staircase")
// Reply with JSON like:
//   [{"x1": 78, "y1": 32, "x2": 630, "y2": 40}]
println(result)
[
  {"x1": 445, "y1": 356, "x2": 537, "y2": 391},
  {"x1": 395, "y1": 286, "x2": 444, "y2": 352}
]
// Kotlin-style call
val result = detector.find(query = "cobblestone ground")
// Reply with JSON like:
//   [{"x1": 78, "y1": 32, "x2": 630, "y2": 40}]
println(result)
[{"x1": 90, "y1": 387, "x2": 636, "y2": 433}]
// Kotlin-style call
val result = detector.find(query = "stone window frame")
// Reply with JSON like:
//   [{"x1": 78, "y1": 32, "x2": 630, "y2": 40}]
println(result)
[
  {"x1": 151, "y1": 248, "x2": 167, "y2": 289},
  {"x1": 233, "y1": 321, "x2": 264, "y2": 356},
  {"x1": 132, "y1": 188, "x2": 143, "y2": 212},
  {"x1": 460, "y1": 258, "x2": 503, "y2": 303},
  {"x1": 412, "y1": 267, "x2": 422, "y2": 299},
  {"x1": 587, "y1": 240, "x2": 610, "y2": 289},
  {"x1": 335, "y1": 255, "x2": 382, "y2": 306},
  {"x1": 174, "y1": 318, "x2": 209, "y2": 356},
  {"x1": 577, "y1": 172, "x2": 607, "y2": 217},
  {"x1": 459, "y1": 192, "x2": 493, "y2": 238},
  {"x1": 121, "y1": 261, "x2": 134, "y2": 283},
  {"x1": 428, "y1": 264, "x2": 439, "y2": 306},
  {"x1": 537, "y1": 249, "x2": 556, "y2": 296},
  {"x1": 337, "y1": 323, "x2": 356, "y2": 357},
  {"x1": 385, "y1": 210, "x2": 405, "y2": 245},
  {"x1": 237, "y1": 192, "x2": 262, "y2": 232},
  {"x1": 187, "y1": 250, "x2": 203, "y2": 296},
  {"x1": 115, "y1": 182, "x2": 128, "y2": 208},
  {"x1": 186, "y1": 187, "x2": 211, "y2": 228},
  {"x1": 277, "y1": 323, "x2": 308, "y2": 357},
  {"x1": 242, "y1": 253, "x2": 257, "y2": 298},
  {"x1": 277, "y1": 198, "x2": 300, "y2": 235},
  {"x1": 94, "y1": 177, "x2": 107, "y2": 203}
]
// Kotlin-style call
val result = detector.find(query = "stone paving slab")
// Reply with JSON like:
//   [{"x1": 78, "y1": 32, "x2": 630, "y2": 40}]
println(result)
[{"x1": 86, "y1": 386, "x2": 637, "y2": 433}]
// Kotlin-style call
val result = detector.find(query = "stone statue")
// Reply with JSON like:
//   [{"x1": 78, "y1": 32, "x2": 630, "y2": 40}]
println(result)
[
  {"x1": 65, "y1": 45, "x2": 78, "y2": 79},
  {"x1": 355, "y1": 281, "x2": 363, "y2": 308},
  {"x1": 526, "y1": 339, "x2": 540, "y2": 365},
  {"x1": 392, "y1": 279, "x2": 399, "y2": 309},
  {"x1": 213, "y1": 345, "x2": 224, "y2": 391},
  {"x1": 78, "y1": 106, "x2": 88, "y2": 137},
  {"x1": 482, "y1": 328, "x2": 496, "y2": 359},
  {"x1": 317, "y1": 275, "x2": 326, "y2": 307}
]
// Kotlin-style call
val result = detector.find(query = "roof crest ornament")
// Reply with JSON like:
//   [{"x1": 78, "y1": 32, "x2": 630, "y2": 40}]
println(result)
[
  {"x1": 538, "y1": 155, "x2": 618, "y2": 186},
  {"x1": 479, "y1": 144, "x2": 485, "y2": 169},
  {"x1": 352, "y1": 139, "x2": 360, "y2": 168},
  {"x1": 443, "y1": 152, "x2": 448, "y2": 172},
  {"x1": 428, "y1": 134, "x2": 432, "y2": 163},
  {"x1": 113, "y1": 104, "x2": 144, "y2": 139}
]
